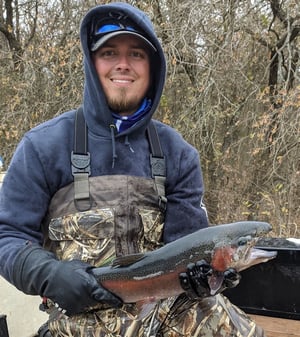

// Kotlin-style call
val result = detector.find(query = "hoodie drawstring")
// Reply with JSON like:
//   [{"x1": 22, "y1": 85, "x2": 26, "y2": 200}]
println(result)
[
  {"x1": 125, "y1": 135, "x2": 134, "y2": 153},
  {"x1": 110, "y1": 124, "x2": 117, "y2": 168},
  {"x1": 110, "y1": 126, "x2": 135, "y2": 168}
]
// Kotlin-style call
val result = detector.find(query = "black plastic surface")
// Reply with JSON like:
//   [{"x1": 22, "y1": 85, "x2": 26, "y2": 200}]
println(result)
[{"x1": 224, "y1": 238, "x2": 300, "y2": 320}]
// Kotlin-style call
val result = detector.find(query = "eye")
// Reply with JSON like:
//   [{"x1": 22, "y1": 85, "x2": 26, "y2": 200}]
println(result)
[
  {"x1": 130, "y1": 50, "x2": 147, "y2": 59},
  {"x1": 237, "y1": 236, "x2": 251, "y2": 246},
  {"x1": 94, "y1": 48, "x2": 117, "y2": 59},
  {"x1": 101, "y1": 50, "x2": 116, "y2": 57}
]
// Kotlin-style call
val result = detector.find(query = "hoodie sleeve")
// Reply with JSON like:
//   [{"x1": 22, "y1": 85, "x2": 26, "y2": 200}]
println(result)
[
  {"x1": 163, "y1": 146, "x2": 209, "y2": 243},
  {"x1": 0, "y1": 135, "x2": 50, "y2": 282}
]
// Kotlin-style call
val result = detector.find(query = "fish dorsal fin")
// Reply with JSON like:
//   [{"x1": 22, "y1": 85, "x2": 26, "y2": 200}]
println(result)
[{"x1": 112, "y1": 252, "x2": 146, "y2": 268}]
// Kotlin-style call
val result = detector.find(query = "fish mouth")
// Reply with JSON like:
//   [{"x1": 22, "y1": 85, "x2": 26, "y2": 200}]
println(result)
[
  {"x1": 231, "y1": 236, "x2": 277, "y2": 272},
  {"x1": 238, "y1": 246, "x2": 277, "y2": 271}
]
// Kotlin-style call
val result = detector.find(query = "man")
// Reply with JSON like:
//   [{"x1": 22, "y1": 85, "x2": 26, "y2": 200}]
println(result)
[{"x1": 0, "y1": 3, "x2": 263, "y2": 337}]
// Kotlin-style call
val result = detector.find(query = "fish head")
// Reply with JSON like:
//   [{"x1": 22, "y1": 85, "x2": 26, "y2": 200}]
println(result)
[
  {"x1": 208, "y1": 221, "x2": 277, "y2": 295},
  {"x1": 210, "y1": 221, "x2": 277, "y2": 272}
]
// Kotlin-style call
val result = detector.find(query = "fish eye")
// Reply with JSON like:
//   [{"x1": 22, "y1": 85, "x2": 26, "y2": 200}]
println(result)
[{"x1": 237, "y1": 236, "x2": 251, "y2": 246}]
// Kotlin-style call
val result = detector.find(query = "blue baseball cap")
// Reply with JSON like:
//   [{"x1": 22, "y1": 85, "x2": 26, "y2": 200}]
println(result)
[{"x1": 90, "y1": 21, "x2": 156, "y2": 52}]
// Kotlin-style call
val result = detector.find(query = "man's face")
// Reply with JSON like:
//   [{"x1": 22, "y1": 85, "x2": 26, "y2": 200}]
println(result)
[{"x1": 92, "y1": 34, "x2": 151, "y2": 116}]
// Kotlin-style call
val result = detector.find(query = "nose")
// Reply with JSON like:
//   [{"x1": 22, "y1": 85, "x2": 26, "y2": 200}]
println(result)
[{"x1": 115, "y1": 54, "x2": 131, "y2": 71}]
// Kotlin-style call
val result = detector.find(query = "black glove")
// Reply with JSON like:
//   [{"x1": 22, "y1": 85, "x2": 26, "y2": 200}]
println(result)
[
  {"x1": 12, "y1": 243, "x2": 122, "y2": 316},
  {"x1": 179, "y1": 260, "x2": 241, "y2": 299}
]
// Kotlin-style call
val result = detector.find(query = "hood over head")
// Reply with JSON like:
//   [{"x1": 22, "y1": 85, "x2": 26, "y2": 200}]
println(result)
[{"x1": 80, "y1": 2, "x2": 166, "y2": 137}]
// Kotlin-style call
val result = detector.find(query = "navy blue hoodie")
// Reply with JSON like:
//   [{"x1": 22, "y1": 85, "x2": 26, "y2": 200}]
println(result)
[{"x1": 0, "y1": 3, "x2": 208, "y2": 282}]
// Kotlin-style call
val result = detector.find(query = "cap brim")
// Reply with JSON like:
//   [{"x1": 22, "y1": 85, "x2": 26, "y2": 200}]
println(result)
[{"x1": 91, "y1": 31, "x2": 157, "y2": 52}]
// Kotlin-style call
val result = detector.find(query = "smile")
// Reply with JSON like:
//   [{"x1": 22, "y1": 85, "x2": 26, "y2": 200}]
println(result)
[{"x1": 111, "y1": 79, "x2": 134, "y2": 84}]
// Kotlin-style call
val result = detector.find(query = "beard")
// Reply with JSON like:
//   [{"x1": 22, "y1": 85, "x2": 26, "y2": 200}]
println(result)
[{"x1": 106, "y1": 88, "x2": 142, "y2": 116}]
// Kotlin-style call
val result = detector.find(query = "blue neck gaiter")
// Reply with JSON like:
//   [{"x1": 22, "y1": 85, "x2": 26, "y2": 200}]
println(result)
[{"x1": 112, "y1": 98, "x2": 152, "y2": 133}]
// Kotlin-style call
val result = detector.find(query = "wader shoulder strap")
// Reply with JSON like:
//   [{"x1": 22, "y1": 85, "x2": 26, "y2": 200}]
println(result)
[
  {"x1": 71, "y1": 111, "x2": 166, "y2": 212},
  {"x1": 147, "y1": 121, "x2": 167, "y2": 211},
  {"x1": 71, "y1": 107, "x2": 92, "y2": 211}
]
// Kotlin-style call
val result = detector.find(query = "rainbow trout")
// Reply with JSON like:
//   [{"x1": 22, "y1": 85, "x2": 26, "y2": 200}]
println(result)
[{"x1": 92, "y1": 221, "x2": 277, "y2": 303}]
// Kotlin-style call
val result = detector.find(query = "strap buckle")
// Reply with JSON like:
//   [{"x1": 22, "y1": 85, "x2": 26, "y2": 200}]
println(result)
[
  {"x1": 150, "y1": 154, "x2": 166, "y2": 178},
  {"x1": 71, "y1": 151, "x2": 91, "y2": 175},
  {"x1": 150, "y1": 154, "x2": 167, "y2": 212},
  {"x1": 71, "y1": 151, "x2": 92, "y2": 211}
]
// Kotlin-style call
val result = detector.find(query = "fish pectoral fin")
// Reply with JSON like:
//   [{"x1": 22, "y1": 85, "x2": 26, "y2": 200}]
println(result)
[
  {"x1": 112, "y1": 253, "x2": 146, "y2": 268},
  {"x1": 136, "y1": 300, "x2": 158, "y2": 321},
  {"x1": 208, "y1": 272, "x2": 225, "y2": 295}
]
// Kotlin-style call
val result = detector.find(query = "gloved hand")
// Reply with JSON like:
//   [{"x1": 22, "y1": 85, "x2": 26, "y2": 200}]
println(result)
[
  {"x1": 179, "y1": 260, "x2": 241, "y2": 299},
  {"x1": 12, "y1": 243, "x2": 122, "y2": 316}
]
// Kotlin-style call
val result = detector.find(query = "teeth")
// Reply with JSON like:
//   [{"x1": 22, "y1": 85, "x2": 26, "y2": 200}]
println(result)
[{"x1": 112, "y1": 79, "x2": 132, "y2": 83}]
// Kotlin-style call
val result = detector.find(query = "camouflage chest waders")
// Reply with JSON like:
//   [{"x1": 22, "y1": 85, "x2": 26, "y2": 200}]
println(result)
[
  {"x1": 43, "y1": 176, "x2": 266, "y2": 337},
  {"x1": 43, "y1": 174, "x2": 168, "y2": 337}
]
